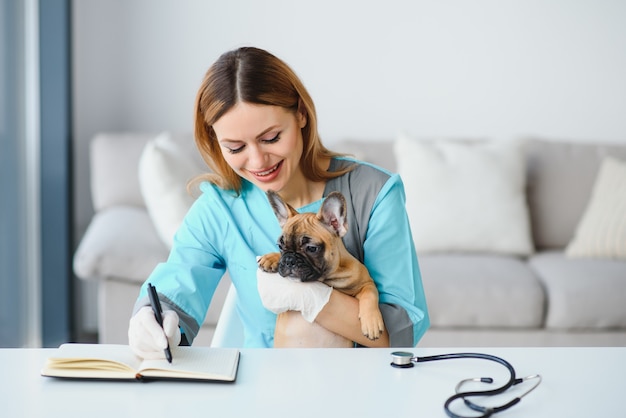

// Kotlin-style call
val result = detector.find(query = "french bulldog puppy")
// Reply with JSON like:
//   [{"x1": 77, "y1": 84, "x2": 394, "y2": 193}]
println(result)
[{"x1": 258, "y1": 190, "x2": 385, "y2": 347}]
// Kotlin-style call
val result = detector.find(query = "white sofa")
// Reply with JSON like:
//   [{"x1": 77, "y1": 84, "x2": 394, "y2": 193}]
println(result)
[
  {"x1": 73, "y1": 132, "x2": 230, "y2": 346},
  {"x1": 74, "y1": 132, "x2": 626, "y2": 347}
]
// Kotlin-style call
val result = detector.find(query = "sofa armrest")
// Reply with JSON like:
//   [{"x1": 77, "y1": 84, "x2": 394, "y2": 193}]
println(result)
[{"x1": 73, "y1": 206, "x2": 169, "y2": 283}]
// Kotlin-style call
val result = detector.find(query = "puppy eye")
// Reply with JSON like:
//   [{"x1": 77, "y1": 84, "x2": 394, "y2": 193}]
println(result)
[
  {"x1": 306, "y1": 245, "x2": 320, "y2": 253},
  {"x1": 277, "y1": 236, "x2": 286, "y2": 250}
]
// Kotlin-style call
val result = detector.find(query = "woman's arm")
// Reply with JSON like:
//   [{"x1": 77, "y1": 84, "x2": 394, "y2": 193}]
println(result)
[
  {"x1": 360, "y1": 175, "x2": 430, "y2": 346},
  {"x1": 315, "y1": 290, "x2": 390, "y2": 347}
]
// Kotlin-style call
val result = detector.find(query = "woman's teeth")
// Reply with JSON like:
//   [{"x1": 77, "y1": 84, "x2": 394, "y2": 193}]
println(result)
[{"x1": 255, "y1": 163, "x2": 279, "y2": 176}]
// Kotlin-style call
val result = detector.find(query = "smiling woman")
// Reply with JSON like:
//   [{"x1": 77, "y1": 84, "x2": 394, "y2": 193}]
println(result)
[
  {"x1": 192, "y1": 47, "x2": 352, "y2": 197},
  {"x1": 212, "y1": 103, "x2": 312, "y2": 207},
  {"x1": 127, "y1": 46, "x2": 430, "y2": 353}
]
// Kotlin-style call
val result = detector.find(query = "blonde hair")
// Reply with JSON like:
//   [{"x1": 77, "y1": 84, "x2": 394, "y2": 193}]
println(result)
[{"x1": 192, "y1": 46, "x2": 351, "y2": 194}]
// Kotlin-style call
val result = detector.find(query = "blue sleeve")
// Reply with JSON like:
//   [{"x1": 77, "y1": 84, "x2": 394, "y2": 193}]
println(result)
[
  {"x1": 134, "y1": 181, "x2": 281, "y2": 347},
  {"x1": 135, "y1": 186, "x2": 229, "y2": 342},
  {"x1": 364, "y1": 174, "x2": 430, "y2": 346}
]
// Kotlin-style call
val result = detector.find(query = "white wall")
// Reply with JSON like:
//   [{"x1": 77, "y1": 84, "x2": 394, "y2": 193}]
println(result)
[
  {"x1": 72, "y1": 0, "x2": 626, "y2": 225},
  {"x1": 73, "y1": 0, "x2": 626, "y2": 143},
  {"x1": 71, "y1": 0, "x2": 626, "y2": 323}
]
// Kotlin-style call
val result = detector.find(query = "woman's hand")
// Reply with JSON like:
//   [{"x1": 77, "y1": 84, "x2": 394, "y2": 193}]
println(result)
[
  {"x1": 128, "y1": 306, "x2": 181, "y2": 359},
  {"x1": 256, "y1": 267, "x2": 332, "y2": 322}
]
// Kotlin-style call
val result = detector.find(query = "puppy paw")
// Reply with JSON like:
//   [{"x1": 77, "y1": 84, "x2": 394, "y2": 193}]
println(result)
[
  {"x1": 258, "y1": 253, "x2": 281, "y2": 273},
  {"x1": 359, "y1": 310, "x2": 385, "y2": 340}
]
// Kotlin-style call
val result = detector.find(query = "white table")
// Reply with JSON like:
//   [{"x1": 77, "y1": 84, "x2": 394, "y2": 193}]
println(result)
[{"x1": 2, "y1": 346, "x2": 624, "y2": 417}]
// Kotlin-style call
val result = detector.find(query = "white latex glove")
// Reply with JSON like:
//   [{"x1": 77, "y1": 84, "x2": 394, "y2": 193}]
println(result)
[
  {"x1": 257, "y1": 265, "x2": 332, "y2": 323},
  {"x1": 128, "y1": 306, "x2": 181, "y2": 360}
]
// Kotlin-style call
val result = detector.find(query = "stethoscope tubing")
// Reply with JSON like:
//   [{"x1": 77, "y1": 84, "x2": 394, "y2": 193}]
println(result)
[
  {"x1": 418, "y1": 353, "x2": 516, "y2": 418},
  {"x1": 391, "y1": 351, "x2": 541, "y2": 418}
]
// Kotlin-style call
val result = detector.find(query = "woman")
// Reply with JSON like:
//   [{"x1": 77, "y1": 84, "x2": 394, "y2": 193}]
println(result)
[{"x1": 128, "y1": 47, "x2": 429, "y2": 356}]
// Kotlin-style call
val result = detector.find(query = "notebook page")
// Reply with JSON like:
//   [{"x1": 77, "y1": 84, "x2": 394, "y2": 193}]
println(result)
[
  {"x1": 50, "y1": 344, "x2": 143, "y2": 370},
  {"x1": 140, "y1": 347, "x2": 239, "y2": 380}
]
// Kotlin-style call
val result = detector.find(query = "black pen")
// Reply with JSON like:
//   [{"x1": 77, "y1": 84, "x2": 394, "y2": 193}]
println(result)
[{"x1": 147, "y1": 283, "x2": 173, "y2": 363}]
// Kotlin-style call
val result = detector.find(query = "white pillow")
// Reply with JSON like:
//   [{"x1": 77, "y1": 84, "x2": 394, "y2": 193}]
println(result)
[
  {"x1": 394, "y1": 134, "x2": 533, "y2": 255},
  {"x1": 138, "y1": 132, "x2": 204, "y2": 248},
  {"x1": 565, "y1": 157, "x2": 626, "y2": 259}
]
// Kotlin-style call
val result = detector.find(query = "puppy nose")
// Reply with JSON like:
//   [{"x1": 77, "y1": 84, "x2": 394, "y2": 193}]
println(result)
[{"x1": 282, "y1": 253, "x2": 297, "y2": 267}]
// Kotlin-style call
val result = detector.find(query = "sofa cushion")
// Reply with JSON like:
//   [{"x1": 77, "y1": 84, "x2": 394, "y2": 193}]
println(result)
[
  {"x1": 419, "y1": 254, "x2": 545, "y2": 328},
  {"x1": 90, "y1": 133, "x2": 154, "y2": 211},
  {"x1": 565, "y1": 157, "x2": 626, "y2": 259},
  {"x1": 394, "y1": 135, "x2": 533, "y2": 255},
  {"x1": 73, "y1": 206, "x2": 169, "y2": 283},
  {"x1": 529, "y1": 251, "x2": 626, "y2": 329},
  {"x1": 525, "y1": 139, "x2": 626, "y2": 249},
  {"x1": 138, "y1": 132, "x2": 205, "y2": 248}
]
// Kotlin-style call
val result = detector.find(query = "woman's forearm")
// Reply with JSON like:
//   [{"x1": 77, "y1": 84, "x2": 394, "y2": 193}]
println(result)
[{"x1": 315, "y1": 290, "x2": 390, "y2": 347}]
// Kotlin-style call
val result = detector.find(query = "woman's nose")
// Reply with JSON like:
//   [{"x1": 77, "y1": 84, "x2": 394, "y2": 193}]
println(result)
[{"x1": 248, "y1": 144, "x2": 267, "y2": 167}]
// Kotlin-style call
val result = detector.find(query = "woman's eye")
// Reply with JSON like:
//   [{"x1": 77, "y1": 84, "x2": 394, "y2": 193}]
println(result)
[
  {"x1": 226, "y1": 145, "x2": 245, "y2": 154},
  {"x1": 262, "y1": 133, "x2": 280, "y2": 144},
  {"x1": 224, "y1": 133, "x2": 278, "y2": 154}
]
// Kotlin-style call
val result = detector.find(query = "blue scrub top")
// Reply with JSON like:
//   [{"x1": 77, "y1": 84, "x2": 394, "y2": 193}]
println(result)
[{"x1": 136, "y1": 158, "x2": 429, "y2": 347}]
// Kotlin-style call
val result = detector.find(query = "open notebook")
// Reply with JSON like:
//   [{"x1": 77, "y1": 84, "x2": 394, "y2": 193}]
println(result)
[{"x1": 41, "y1": 343, "x2": 240, "y2": 382}]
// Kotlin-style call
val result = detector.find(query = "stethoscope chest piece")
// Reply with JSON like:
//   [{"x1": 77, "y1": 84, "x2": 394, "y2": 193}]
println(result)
[{"x1": 390, "y1": 351, "x2": 415, "y2": 368}]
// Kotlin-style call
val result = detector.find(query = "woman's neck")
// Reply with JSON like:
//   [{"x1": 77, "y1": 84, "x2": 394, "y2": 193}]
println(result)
[
  {"x1": 280, "y1": 178, "x2": 326, "y2": 209},
  {"x1": 280, "y1": 158, "x2": 331, "y2": 208}
]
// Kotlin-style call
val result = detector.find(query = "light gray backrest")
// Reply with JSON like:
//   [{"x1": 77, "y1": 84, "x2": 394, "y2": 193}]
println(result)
[
  {"x1": 525, "y1": 138, "x2": 626, "y2": 250},
  {"x1": 335, "y1": 137, "x2": 626, "y2": 251},
  {"x1": 331, "y1": 139, "x2": 397, "y2": 172}
]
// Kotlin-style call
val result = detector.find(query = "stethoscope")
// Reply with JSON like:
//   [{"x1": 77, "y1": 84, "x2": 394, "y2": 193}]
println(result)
[{"x1": 390, "y1": 351, "x2": 542, "y2": 418}]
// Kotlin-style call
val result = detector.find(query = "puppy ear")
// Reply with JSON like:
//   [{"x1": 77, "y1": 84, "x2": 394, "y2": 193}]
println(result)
[
  {"x1": 319, "y1": 191, "x2": 348, "y2": 237},
  {"x1": 267, "y1": 190, "x2": 298, "y2": 227}
]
